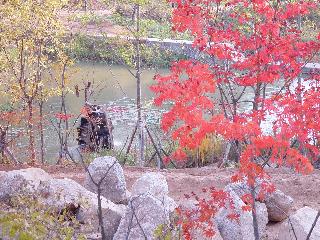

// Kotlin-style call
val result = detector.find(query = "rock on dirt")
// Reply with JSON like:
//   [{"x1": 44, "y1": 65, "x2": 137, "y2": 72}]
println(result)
[
  {"x1": 225, "y1": 180, "x2": 294, "y2": 222},
  {"x1": 278, "y1": 206, "x2": 320, "y2": 240},
  {"x1": 84, "y1": 156, "x2": 127, "y2": 204},
  {"x1": 113, "y1": 194, "x2": 174, "y2": 240},
  {"x1": 38, "y1": 177, "x2": 125, "y2": 239},
  {"x1": 215, "y1": 190, "x2": 268, "y2": 240},
  {"x1": 114, "y1": 172, "x2": 177, "y2": 240},
  {"x1": 1, "y1": 164, "x2": 320, "y2": 240},
  {"x1": 0, "y1": 168, "x2": 52, "y2": 202},
  {"x1": 131, "y1": 172, "x2": 169, "y2": 198},
  {"x1": 0, "y1": 167, "x2": 126, "y2": 240},
  {"x1": 265, "y1": 189, "x2": 294, "y2": 222}
]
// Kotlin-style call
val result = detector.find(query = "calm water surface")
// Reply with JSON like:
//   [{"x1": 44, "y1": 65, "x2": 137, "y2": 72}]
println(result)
[{"x1": 14, "y1": 62, "x2": 287, "y2": 162}]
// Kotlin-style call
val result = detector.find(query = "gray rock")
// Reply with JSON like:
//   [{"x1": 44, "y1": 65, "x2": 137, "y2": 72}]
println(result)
[
  {"x1": 224, "y1": 179, "x2": 266, "y2": 200},
  {"x1": 0, "y1": 168, "x2": 125, "y2": 240},
  {"x1": 225, "y1": 180, "x2": 293, "y2": 222},
  {"x1": 122, "y1": 190, "x2": 132, "y2": 205},
  {"x1": 278, "y1": 206, "x2": 320, "y2": 240},
  {"x1": 113, "y1": 172, "x2": 176, "y2": 240},
  {"x1": 38, "y1": 178, "x2": 94, "y2": 211},
  {"x1": 0, "y1": 168, "x2": 52, "y2": 201},
  {"x1": 215, "y1": 191, "x2": 268, "y2": 240},
  {"x1": 77, "y1": 197, "x2": 126, "y2": 240},
  {"x1": 131, "y1": 172, "x2": 176, "y2": 213},
  {"x1": 84, "y1": 156, "x2": 127, "y2": 204},
  {"x1": 265, "y1": 190, "x2": 293, "y2": 222},
  {"x1": 38, "y1": 178, "x2": 125, "y2": 240},
  {"x1": 131, "y1": 172, "x2": 169, "y2": 199},
  {"x1": 113, "y1": 194, "x2": 175, "y2": 240}
]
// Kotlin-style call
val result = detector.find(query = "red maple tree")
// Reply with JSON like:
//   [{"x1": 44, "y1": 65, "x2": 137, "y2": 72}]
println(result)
[{"x1": 151, "y1": 0, "x2": 320, "y2": 238}]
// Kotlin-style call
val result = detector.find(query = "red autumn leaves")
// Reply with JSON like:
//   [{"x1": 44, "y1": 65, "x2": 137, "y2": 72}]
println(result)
[{"x1": 152, "y1": 0, "x2": 319, "y2": 238}]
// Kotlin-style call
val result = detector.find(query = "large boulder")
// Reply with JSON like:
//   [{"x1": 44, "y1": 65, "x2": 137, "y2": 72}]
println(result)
[
  {"x1": 225, "y1": 180, "x2": 293, "y2": 222},
  {"x1": 131, "y1": 172, "x2": 169, "y2": 199},
  {"x1": 131, "y1": 172, "x2": 176, "y2": 212},
  {"x1": 215, "y1": 191, "x2": 268, "y2": 240},
  {"x1": 0, "y1": 168, "x2": 52, "y2": 202},
  {"x1": 113, "y1": 194, "x2": 174, "y2": 240},
  {"x1": 278, "y1": 206, "x2": 320, "y2": 240},
  {"x1": 224, "y1": 179, "x2": 271, "y2": 200},
  {"x1": 265, "y1": 189, "x2": 293, "y2": 222},
  {"x1": 177, "y1": 199, "x2": 224, "y2": 240},
  {"x1": 84, "y1": 156, "x2": 127, "y2": 204},
  {"x1": 38, "y1": 178, "x2": 125, "y2": 240},
  {"x1": 77, "y1": 197, "x2": 126, "y2": 240},
  {"x1": 114, "y1": 172, "x2": 176, "y2": 240}
]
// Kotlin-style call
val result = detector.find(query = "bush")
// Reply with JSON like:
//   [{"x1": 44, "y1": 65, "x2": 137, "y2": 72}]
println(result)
[{"x1": 0, "y1": 195, "x2": 86, "y2": 240}]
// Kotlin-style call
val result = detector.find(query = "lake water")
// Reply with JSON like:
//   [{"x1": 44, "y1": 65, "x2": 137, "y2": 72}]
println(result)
[{"x1": 12, "y1": 62, "x2": 292, "y2": 162}]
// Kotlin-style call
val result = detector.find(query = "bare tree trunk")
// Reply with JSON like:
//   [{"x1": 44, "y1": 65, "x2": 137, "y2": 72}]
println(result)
[
  {"x1": 145, "y1": 125, "x2": 163, "y2": 169},
  {"x1": 253, "y1": 83, "x2": 262, "y2": 111},
  {"x1": 36, "y1": 43, "x2": 44, "y2": 164},
  {"x1": 135, "y1": 4, "x2": 145, "y2": 167},
  {"x1": 0, "y1": 129, "x2": 19, "y2": 164},
  {"x1": 219, "y1": 141, "x2": 231, "y2": 168},
  {"x1": 123, "y1": 122, "x2": 138, "y2": 165},
  {"x1": 251, "y1": 187, "x2": 260, "y2": 240},
  {"x1": 83, "y1": 0, "x2": 87, "y2": 11},
  {"x1": 62, "y1": 90, "x2": 69, "y2": 152},
  {"x1": 39, "y1": 98, "x2": 45, "y2": 164},
  {"x1": 4, "y1": 148, "x2": 19, "y2": 164},
  {"x1": 57, "y1": 63, "x2": 69, "y2": 164},
  {"x1": 97, "y1": 187, "x2": 107, "y2": 240},
  {"x1": 27, "y1": 100, "x2": 36, "y2": 164}
]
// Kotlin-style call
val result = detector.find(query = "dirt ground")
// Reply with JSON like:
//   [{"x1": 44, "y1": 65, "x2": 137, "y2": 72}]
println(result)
[{"x1": 1, "y1": 163, "x2": 320, "y2": 239}]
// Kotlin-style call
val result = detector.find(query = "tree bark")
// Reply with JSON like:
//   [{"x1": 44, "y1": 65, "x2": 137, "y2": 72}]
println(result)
[
  {"x1": 135, "y1": 4, "x2": 145, "y2": 167},
  {"x1": 251, "y1": 187, "x2": 260, "y2": 240},
  {"x1": 97, "y1": 187, "x2": 107, "y2": 240},
  {"x1": 57, "y1": 63, "x2": 69, "y2": 164},
  {"x1": 27, "y1": 100, "x2": 36, "y2": 164},
  {"x1": 219, "y1": 141, "x2": 231, "y2": 168},
  {"x1": 39, "y1": 98, "x2": 45, "y2": 164}
]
